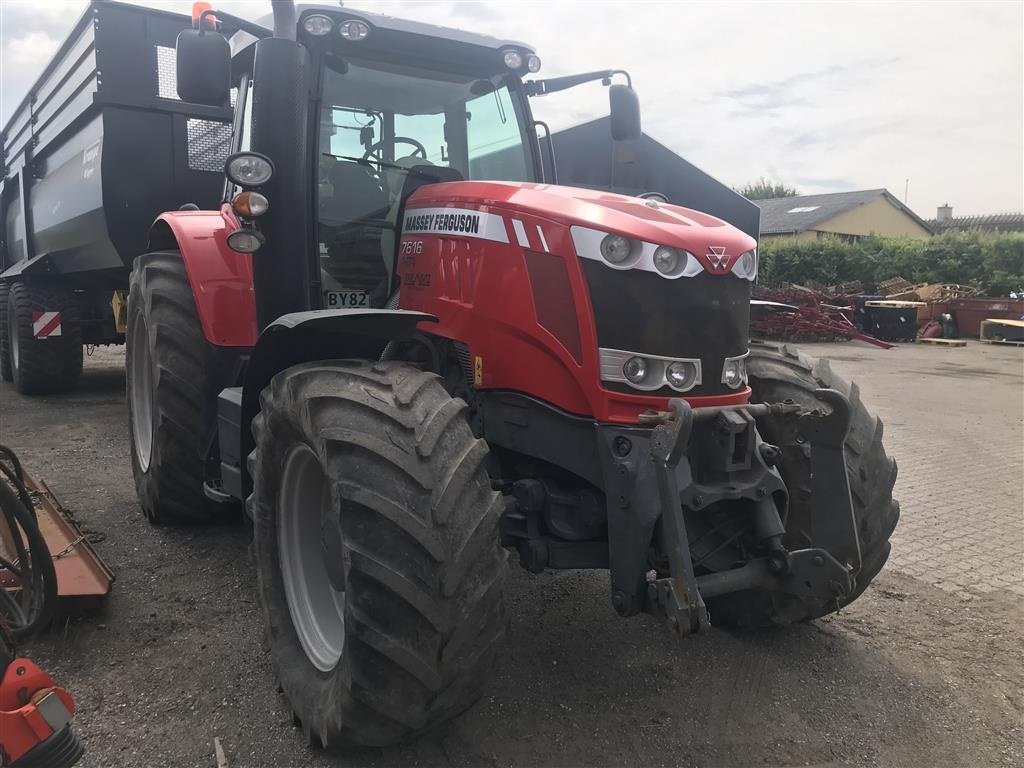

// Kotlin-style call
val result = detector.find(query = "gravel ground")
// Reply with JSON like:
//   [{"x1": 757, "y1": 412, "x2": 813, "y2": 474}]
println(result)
[{"x1": 0, "y1": 340, "x2": 1021, "y2": 768}]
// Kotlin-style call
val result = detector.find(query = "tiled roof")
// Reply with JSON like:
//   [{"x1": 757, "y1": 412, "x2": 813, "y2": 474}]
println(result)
[
  {"x1": 926, "y1": 212, "x2": 1024, "y2": 233},
  {"x1": 753, "y1": 189, "x2": 932, "y2": 236}
]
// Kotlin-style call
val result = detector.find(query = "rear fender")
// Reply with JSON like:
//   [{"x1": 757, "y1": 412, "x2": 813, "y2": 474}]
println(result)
[
  {"x1": 147, "y1": 204, "x2": 257, "y2": 347},
  {"x1": 228, "y1": 309, "x2": 437, "y2": 499}
]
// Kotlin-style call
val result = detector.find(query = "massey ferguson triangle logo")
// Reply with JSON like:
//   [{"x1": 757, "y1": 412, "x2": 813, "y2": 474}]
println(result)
[{"x1": 707, "y1": 246, "x2": 728, "y2": 269}]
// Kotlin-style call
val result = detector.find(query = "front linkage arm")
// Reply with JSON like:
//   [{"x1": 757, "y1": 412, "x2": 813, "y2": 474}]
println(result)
[{"x1": 599, "y1": 390, "x2": 861, "y2": 638}]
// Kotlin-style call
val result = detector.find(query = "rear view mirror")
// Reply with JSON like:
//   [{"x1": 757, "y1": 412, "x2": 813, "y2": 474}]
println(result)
[
  {"x1": 609, "y1": 84, "x2": 641, "y2": 141},
  {"x1": 175, "y1": 27, "x2": 231, "y2": 106}
]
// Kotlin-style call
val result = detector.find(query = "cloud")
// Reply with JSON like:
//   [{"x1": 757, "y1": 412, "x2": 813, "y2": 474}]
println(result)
[{"x1": 0, "y1": 0, "x2": 1020, "y2": 216}]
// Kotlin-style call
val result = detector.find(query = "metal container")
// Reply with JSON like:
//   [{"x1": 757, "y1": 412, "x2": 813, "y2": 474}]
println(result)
[{"x1": 1, "y1": 1, "x2": 231, "y2": 287}]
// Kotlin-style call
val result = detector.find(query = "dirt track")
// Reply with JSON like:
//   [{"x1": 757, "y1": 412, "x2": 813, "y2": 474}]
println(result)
[{"x1": 0, "y1": 341, "x2": 1021, "y2": 768}]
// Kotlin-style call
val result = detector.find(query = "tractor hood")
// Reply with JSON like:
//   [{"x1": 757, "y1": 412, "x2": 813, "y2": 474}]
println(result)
[{"x1": 404, "y1": 181, "x2": 758, "y2": 274}]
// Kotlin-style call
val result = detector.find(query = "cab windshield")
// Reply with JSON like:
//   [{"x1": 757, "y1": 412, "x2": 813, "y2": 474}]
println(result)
[{"x1": 317, "y1": 56, "x2": 532, "y2": 308}]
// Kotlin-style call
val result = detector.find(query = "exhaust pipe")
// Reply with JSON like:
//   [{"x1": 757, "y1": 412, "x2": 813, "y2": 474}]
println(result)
[{"x1": 270, "y1": 0, "x2": 296, "y2": 40}]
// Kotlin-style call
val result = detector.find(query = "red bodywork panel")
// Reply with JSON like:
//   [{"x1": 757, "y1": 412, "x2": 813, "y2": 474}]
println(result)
[
  {"x1": 397, "y1": 181, "x2": 758, "y2": 424},
  {"x1": 151, "y1": 204, "x2": 258, "y2": 347}
]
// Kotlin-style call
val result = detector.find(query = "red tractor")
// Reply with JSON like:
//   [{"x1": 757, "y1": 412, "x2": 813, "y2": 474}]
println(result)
[{"x1": 121, "y1": 0, "x2": 898, "y2": 750}]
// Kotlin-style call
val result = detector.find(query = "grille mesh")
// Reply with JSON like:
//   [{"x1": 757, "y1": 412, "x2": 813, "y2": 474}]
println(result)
[
  {"x1": 187, "y1": 118, "x2": 232, "y2": 172},
  {"x1": 156, "y1": 46, "x2": 179, "y2": 99}
]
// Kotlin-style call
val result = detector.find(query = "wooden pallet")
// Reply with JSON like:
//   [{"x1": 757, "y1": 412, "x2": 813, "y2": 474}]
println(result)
[
  {"x1": 980, "y1": 338, "x2": 1024, "y2": 347},
  {"x1": 918, "y1": 337, "x2": 967, "y2": 347},
  {"x1": 865, "y1": 300, "x2": 926, "y2": 308},
  {"x1": 980, "y1": 318, "x2": 1024, "y2": 345}
]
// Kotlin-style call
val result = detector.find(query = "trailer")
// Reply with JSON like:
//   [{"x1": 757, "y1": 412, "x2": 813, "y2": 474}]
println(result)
[{"x1": 0, "y1": 2, "x2": 233, "y2": 393}]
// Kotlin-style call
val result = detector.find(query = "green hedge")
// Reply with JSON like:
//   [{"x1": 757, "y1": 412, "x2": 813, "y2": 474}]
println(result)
[{"x1": 758, "y1": 231, "x2": 1024, "y2": 296}]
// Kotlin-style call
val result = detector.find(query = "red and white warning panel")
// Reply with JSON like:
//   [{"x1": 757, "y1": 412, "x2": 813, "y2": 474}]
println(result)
[{"x1": 32, "y1": 311, "x2": 62, "y2": 339}]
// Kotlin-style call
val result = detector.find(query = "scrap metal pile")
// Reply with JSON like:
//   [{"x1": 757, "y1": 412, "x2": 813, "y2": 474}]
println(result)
[
  {"x1": 751, "y1": 286, "x2": 895, "y2": 349},
  {"x1": 751, "y1": 278, "x2": 993, "y2": 348}
]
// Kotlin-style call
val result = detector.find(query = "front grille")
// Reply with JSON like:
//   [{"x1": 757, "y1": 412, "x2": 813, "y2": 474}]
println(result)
[{"x1": 581, "y1": 261, "x2": 750, "y2": 397}]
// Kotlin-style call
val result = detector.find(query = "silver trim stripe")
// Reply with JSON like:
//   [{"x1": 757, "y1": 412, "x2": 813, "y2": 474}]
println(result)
[
  {"x1": 512, "y1": 218, "x2": 530, "y2": 248},
  {"x1": 536, "y1": 225, "x2": 550, "y2": 252}
]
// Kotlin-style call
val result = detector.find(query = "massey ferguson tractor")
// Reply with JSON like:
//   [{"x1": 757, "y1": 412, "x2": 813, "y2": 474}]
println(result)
[{"x1": 3, "y1": 0, "x2": 899, "y2": 752}]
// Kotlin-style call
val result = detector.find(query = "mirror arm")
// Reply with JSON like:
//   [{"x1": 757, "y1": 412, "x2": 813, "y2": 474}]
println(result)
[
  {"x1": 198, "y1": 8, "x2": 273, "y2": 39},
  {"x1": 525, "y1": 69, "x2": 632, "y2": 97}
]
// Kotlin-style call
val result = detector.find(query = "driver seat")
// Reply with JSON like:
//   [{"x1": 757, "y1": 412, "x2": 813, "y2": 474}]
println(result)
[
  {"x1": 321, "y1": 161, "x2": 388, "y2": 225},
  {"x1": 320, "y1": 161, "x2": 390, "y2": 300}
]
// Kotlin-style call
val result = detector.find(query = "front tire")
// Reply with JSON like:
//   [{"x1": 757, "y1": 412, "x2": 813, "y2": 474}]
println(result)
[
  {"x1": 127, "y1": 251, "x2": 219, "y2": 524},
  {"x1": 705, "y1": 342, "x2": 900, "y2": 628},
  {"x1": 249, "y1": 360, "x2": 507, "y2": 748}
]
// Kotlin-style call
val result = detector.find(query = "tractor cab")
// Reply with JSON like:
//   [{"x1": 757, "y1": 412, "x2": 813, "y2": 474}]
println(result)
[{"x1": 177, "y1": 3, "x2": 639, "y2": 319}]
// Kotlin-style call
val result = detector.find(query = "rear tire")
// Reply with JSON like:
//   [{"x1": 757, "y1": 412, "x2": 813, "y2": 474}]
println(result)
[
  {"x1": 249, "y1": 360, "x2": 507, "y2": 748},
  {"x1": 705, "y1": 342, "x2": 900, "y2": 628},
  {"x1": 4, "y1": 281, "x2": 83, "y2": 394},
  {"x1": 0, "y1": 282, "x2": 11, "y2": 382},
  {"x1": 127, "y1": 251, "x2": 219, "y2": 524}
]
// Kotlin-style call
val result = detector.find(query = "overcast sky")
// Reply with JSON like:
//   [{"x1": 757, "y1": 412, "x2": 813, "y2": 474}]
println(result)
[{"x1": 1, "y1": 0, "x2": 1021, "y2": 218}]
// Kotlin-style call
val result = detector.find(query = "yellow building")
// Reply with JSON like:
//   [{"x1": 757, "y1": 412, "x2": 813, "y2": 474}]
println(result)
[{"x1": 755, "y1": 189, "x2": 933, "y2": 241}]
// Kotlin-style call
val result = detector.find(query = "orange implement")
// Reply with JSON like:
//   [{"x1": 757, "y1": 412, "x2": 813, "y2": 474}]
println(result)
[{"x1": 15, "y1": 474, "x2": 113, "y2": 601}]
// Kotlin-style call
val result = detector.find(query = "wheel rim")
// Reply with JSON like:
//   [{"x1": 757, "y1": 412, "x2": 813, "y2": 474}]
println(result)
[
  {"x1": 279, "y1": 443, "x2": 346, "y2": 672},
  {"x1": 129, "y1": 313, "x2": 155, "y2": 472},
  {"x1": 7, "y1": 295, "x2": 19, "y2": 371}
]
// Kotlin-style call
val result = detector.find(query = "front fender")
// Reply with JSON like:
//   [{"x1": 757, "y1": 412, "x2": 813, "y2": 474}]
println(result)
[
  {"x1": 232, "y1": 309, "x2": 437, "y2": 497},
  {"x1": 148, "y1": 205, "x2": 257, "y2": 347}
]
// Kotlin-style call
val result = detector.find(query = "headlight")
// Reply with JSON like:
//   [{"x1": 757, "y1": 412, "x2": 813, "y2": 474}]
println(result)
[
  {"x1": 731, "y1": 249, "x2": 758, "y2": 281},
  {"x1": 339, "y1": 19, "x2": 370, "y2": 40},
  {"x1": 721, "y1": 353, "x2": 749, "y2": 389},
  {"x1": 302, "y1": 14, "x2": 333, "y2": 36},
  {"x1": 600, "y1": 234, "x2": 637, "y2": 266},
  {"x1": 622, "y1": 356, "x2": 647, "y2": 384},
  {"x1": 526, "y1": 54, "x2": 542, "y2": 73},
  {"x1": 653, "y1": 246, "x2": 680, "y2": 276},
  {"x1": 227, "y1": 228, "x2": 265, "y2": 254},
  {"x1": 225, "y1": 152, "x2": 274, "y2": 187},
  {"x1": 599, "y1": 348, "x2": 703, "y2": 393},
  {"x1": 231, "y1": 191, "x2": 269, "y2": 217},
  {"x1": 503, "y1": 49, "x2": 523, "y2": 69},
  {"x1": 570, "y1": 226, "x2": 703, "y2": 278},
  {"x1": 665, "y1": 361, "x2": 699, "y2": 392}
]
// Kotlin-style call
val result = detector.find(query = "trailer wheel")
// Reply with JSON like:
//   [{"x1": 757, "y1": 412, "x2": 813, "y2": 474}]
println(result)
[
  {"x1": 249, "y1": 360, "x2": 507, "y2": 748},
  {"x1": 705, "y1": 342, "x2": 900, "y2": 628},
  {"x1": 4, "y1": 281, "x2": 83, "y2": 394},
  {"x1": 127, "y1": 251, "x2": 218, "y2": 524},
  {"x1": 0, "y1": 283, "x2": 10, "y2": 382}
]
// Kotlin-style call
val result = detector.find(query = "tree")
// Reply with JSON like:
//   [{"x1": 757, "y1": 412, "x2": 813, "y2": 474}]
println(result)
[{"x1": 734, "y1": 177, "x2": 799, "y2": 200}]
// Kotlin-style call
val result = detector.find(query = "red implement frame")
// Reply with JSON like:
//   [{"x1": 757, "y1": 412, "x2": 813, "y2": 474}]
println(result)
[
  {"x1": 0, "y1": 473, "x2": 113, "y2": 601},
  {"x1": 751, "y1": 288, "x2": 893, "y2": 350}
]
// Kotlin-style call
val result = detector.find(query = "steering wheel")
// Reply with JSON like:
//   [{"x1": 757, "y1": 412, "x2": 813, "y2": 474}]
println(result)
[{"x1": 362, "y1": 136, "x2": 428, "y2": 163}]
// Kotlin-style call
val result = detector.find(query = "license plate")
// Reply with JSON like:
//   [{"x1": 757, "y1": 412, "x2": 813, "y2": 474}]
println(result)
[{"x1": 324, "y1": 291, "x2": 369, "y2": 308}]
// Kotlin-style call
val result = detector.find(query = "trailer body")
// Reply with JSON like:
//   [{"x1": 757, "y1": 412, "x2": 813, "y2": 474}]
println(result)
[{"x1": 1, "y1": 1, "x2": 230, "y2": 349}]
